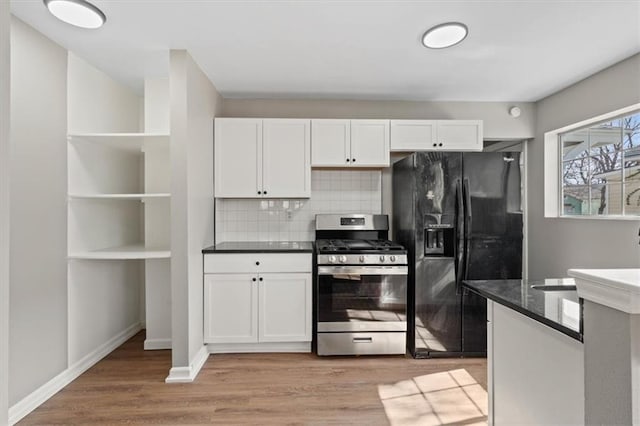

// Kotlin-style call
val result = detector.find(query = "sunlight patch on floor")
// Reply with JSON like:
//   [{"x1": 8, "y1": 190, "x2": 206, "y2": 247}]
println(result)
[
  {"x1": 415, "y1": 318, "x2": 446, "y2": 352},
  {"x1": 378, "y1": 368, "x2": 487, "y2": 426}
]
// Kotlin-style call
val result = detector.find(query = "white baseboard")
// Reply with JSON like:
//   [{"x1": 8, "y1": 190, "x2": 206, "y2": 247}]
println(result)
[
  {"x1": 144, "y1": 338, "x2": 171, "y2": 350},
  {"x1": 165, "y1": 345, "x2": 209, "y2": 384},
  {"x1": 207, "y1": 341, "x2": 311, "y2": 354},
  {"x1": 8, "y1": 322, "x2": 142, "y2": 426}
]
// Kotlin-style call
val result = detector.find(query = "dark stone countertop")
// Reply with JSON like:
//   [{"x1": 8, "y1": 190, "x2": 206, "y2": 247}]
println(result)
[
  {"x1": 463, "y1": 278, "x2": 582, "y2": 341},
  {"x1": 202, "y1": 241, "x2": 314, "y2": 254}
]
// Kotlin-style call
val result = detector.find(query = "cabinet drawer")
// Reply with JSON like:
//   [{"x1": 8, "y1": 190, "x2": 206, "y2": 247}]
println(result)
[
  {"x1": 317, "y1": 332, "x2": 406, "y2": 356},
  {"x1": 204, "y1": 253, "x2": 312, "y2": 274}
]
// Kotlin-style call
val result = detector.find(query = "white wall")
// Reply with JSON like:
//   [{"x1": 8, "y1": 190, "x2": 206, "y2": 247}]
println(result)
[
  {"x1": 0, "y1": 2, "x2": 10, "y2": 425},
  {"x1": 9, "y1": 17, "x2": 67, "y2": 405},
  {"x1": 144, "y1": 78, "x2": 170, "y2": 134},
  {"x1": 528, "y1": 54, "x2": 640, "y2": 278},
  {"x1": 67, "y1": 53, "x2": 140, "y2": 134},
  {"x1": 170, "y1": 50, "x2": 222, "y2": 376},
  {"x1": 222, "y1": 99, "x2": 535, "y2": 140}
]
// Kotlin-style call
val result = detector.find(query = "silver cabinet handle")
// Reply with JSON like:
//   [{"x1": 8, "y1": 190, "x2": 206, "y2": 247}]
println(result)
[{"x1": 353, "y1": 337, "x2": 373, "y2": 343}]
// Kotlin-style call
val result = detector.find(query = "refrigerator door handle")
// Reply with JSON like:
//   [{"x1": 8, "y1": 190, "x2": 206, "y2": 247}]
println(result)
[
  {"x1": 463, "y1": 178, "x2": 472, "y2": 280},
  {"x1": 455, "y1": 179, "x2": 465, "y2": 295}
]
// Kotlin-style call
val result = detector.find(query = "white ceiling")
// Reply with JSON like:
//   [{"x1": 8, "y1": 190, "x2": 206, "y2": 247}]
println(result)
[{"x1": 10, "y1": 0, "x2": 640, "y2": 102}]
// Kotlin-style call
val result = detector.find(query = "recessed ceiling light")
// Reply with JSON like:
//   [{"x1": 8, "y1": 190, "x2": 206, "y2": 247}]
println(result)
[
  {"x1": 422, "y1": 22, "x2": 468, "y2": 49},
  {"x1": 43, "y1": 0, "x2": 106, "y2": 29}
]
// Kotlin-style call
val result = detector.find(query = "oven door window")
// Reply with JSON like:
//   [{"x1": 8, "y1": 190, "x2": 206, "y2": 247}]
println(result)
[{"x1": 318, "y1": 273, "x2": 407, "y2": 325}]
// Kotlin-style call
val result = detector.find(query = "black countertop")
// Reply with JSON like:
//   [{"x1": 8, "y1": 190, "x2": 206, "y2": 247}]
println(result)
[
  {"x1": 463, "y1": 278, "x2": 582, "y2": 342},
  {"x1": 202, "y1": 241, "x2": 314, "y2": 254}
]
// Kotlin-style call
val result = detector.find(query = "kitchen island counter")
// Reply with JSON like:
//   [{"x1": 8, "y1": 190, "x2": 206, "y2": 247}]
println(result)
[
  {"x1": 463, "y1": 278, "x2": 582, "y2": 341},
  {"x1": 464, "y1": 278, "x2": 585, "y2": 425}
]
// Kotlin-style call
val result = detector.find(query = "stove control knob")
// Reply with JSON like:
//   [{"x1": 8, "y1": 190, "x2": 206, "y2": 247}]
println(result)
[
  {"x1": 379, "y1": 255, "x2": 386, "y2": 262},
  {"x1": 328, "y1": 255, "x2": 337, "y2": 264},
  {"x1": 339, "y1": 255, "x2": 347, "y2": 264},
  {"x1": 390, "y1": 255, "x2": 397, "y2": 263},
  {"x1": 359, "y1": 255, "x2": 365, "y2": 263}
]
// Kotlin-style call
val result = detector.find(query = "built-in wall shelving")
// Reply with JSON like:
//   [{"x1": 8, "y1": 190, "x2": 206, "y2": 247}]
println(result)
[
  {"x1": 68, "y1": 133, "x2": 170, "y2": 151},
  {"x1": 68, "y1": 193, "x2": 171, "y2": 200},
  {"x1": 68, "y1": 244, "x2": 171, "y2": 260},
  {"x1": 67, "y1": 132, "x2": 171, "y2": 261},
  {"x1": 66, "y1": 71, "x2": 173, "y2": 354}
]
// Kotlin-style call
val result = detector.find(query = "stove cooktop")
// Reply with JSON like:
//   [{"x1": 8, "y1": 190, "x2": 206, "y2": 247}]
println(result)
[{"x1": 315, "y1": 239, "x2": 406, "y2": 254}]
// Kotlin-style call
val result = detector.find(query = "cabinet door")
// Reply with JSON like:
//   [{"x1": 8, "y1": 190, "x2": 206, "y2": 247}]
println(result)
[
  {"x1": 214, "y1": 118, "x2": 263, "y2": 198},
  {"x1": 350, "y1": 120, "x2": 390, "y2": 167},
  {"x1": 204, "y1": 273, "x2": 258, "y2": 343},
  {"x1": 258, "y1": 273, "x2": 312, "y2": 342},
  {"x1": 262, "y1": 119, "x2": 311, "y2": 198},
  {"x1": 437, "y1": 120, "x2": 483, "y2": 152},
  {"x1": 390, "y1": 120, "x2": 438, "y2": 151},
  {"x1": 311, "y1": 119, "x2": 351, "y2": 166}
]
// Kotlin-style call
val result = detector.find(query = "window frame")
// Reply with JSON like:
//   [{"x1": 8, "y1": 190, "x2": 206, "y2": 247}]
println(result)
[
  {"x1": 543, "y1": 103, "x2": 640, "y2": 220},
  {"x1": 558, "y1": 111, "x2": 634, "y2": 217}
]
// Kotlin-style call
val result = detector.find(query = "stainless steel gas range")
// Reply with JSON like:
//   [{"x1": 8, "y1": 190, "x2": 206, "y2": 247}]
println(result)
[{"x1": 314, "y1": 214, "x2": 408, "y2": 356}]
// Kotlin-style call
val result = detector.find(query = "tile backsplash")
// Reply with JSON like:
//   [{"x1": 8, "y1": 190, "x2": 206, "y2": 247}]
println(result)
[{"x1": 215, "y1": 170, "x2": 382, "y2": 242}]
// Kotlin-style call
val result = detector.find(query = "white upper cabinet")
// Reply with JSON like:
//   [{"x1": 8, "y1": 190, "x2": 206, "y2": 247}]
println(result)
[
  {"x1": 215, "y1": 118, "x2": 310, "y2": 198},
  {"x1": 262, "y1": 119, "x2": 311, "y2": 198},
  {"x1": 311, "y1": 119, "x2": 390, "y2": 167},
  {"x1": 311, "y1": 119, "x2": 350, "y2": 166},
  {"x1": 437, "y1": 120, "x2": 483, "y2": 151},
  {"x1": 350, "y1": 120, "x2": 391, "y2": 167},
  {"x1": 214, "y1": 118, "x2": 262, "y2": 198},
  {"x1": 390, "y1": 120, "x2": 437, "y2": 151},
  {"x1": 390, "y1": 120, "x2": 483, "y2": 152}
]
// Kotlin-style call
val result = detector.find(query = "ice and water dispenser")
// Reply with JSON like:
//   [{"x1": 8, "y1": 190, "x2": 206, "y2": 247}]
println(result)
[{"x1": 424, "y1": 215, "x2": 455, "y2": 257}]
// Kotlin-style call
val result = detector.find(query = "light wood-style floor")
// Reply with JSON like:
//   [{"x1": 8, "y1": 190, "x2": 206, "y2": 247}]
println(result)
[{"x1": 20, "y1": 332, "x2": 488, "y2": 425}]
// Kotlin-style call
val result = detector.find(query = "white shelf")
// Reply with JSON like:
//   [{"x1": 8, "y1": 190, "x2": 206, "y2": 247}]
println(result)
[
  {"x1": 68, "y1": 244, "x2": 171, "y2": 260},
  {"x1": 68, "y1": 133, "x2": 170, "y2": 153},
  {"x1": 69, "y1": 193, "x2": 171, "y2": 200}
]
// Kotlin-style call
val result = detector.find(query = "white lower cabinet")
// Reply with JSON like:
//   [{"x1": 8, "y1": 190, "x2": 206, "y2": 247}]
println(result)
[
  {"x1": 204, "y1": 273, "x2": 258, "y2": 343},
  {"x1": 259, "y1": 273, "x2": 311, "y2": 342},
  {"x1": 204, "y1": 253, "x2": 312, "y2": 352}
]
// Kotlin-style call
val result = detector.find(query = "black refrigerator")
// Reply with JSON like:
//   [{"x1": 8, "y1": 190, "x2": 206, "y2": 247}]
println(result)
[{"x1": 393, "y1": 152, "x2": 523, "y2": 358}]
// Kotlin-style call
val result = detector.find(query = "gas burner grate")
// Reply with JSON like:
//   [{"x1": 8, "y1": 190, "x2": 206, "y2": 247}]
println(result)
[{"x1": 316, "y1": 239, "x2": 406, "y2": 253}]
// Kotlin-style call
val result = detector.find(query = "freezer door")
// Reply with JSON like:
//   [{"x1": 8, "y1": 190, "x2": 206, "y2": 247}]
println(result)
[{"x1": 414, "y1": 257, "x2": 461, "y2": 355}]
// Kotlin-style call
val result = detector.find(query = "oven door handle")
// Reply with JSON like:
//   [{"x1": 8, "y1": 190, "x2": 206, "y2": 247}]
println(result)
[{"x1": 317, "y1": 266, "x2": 408, "y2": 276}]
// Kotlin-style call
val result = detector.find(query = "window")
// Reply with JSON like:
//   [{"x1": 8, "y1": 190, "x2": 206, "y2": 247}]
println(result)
[{"x1": 559, "y1": 110, "x2": 640, "y2": 217}]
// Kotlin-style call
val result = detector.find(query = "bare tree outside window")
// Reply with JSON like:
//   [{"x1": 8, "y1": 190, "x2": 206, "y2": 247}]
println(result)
[{"x1": 560, "y1": 111, "x2": 640, "y2": 217}]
